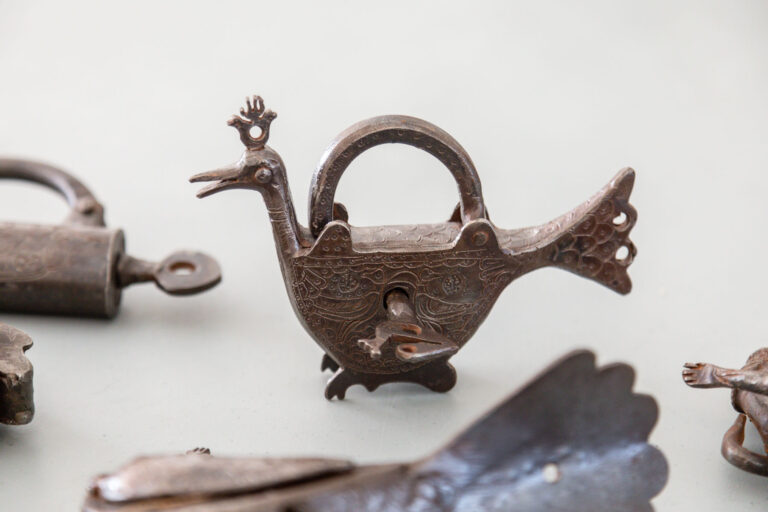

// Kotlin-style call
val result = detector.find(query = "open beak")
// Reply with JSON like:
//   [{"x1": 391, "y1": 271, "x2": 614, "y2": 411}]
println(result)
[{"x1": 189, "y1": 164, "x2": 241, "y2": 198}]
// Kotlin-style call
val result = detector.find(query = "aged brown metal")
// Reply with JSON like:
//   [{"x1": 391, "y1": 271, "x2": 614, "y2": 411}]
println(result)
[
  {"x1": 0, "y1": 158, "x2": 221, "y2": 318},
  {"x1": 683, "y1": 349, "x2": 768, "y2": 476},
  {"x1": 191, "y1": 95, "x2": 638, "y2": 399},
  {"x1": 82, "y1": 351, "x2": 668, "y2": 511},
  {"x1": 0, "y1": 323, "x2": 33, "y2": 426}
]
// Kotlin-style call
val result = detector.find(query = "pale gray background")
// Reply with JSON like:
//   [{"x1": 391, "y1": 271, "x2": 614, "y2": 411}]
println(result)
[{"x1": 0, "y1": 1, "x2": 767, "y2": 509}]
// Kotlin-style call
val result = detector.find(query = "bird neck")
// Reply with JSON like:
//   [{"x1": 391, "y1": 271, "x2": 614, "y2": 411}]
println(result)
[{"x1": 260, "y1": 167, "x2": 309, "y2": 260}]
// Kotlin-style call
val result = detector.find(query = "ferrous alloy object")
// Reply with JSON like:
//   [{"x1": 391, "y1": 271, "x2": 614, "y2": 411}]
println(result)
[{"x1": 192, "y1": 95, "x2": 639, "y2": 399}]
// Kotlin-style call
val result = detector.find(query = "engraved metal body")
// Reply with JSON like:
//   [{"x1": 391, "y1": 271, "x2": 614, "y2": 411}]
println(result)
[
  {"x1": 192, "y1": 96, "x2": 638, "y2": 399},
  {"x1": 0, "y1": 323, "x2": 33, "y2": 425},
  {"x1": 83, "y1": 351, "x2": 668, "y2": 511},
  {"x1": 0, "y1": 159, "x2": 221, "y2": 318},
  {"x1": 684, "y1": 349, "x2": 768, "y2": 476}
]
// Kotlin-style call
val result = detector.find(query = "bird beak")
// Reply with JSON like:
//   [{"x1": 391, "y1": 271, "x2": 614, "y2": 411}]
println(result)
[{"x1": 189, "y1": 164, "x2": 241, "y2": 198}]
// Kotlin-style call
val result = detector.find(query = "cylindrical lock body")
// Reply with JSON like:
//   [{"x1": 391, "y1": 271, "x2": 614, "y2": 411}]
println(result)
[{"x1": 0, "y1": 223, "x2": 125, "y2": 317}]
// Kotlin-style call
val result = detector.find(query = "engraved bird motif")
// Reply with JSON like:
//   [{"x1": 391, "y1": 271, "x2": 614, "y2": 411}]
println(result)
[{"x1": 191, "y1": 96, "x2": 638, "y2": 399}]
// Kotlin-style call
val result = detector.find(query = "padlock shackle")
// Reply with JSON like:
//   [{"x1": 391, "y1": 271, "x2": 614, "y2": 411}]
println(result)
[
  {"x1": 0, "y1": 158, "x2": 105, "y2": 227},
  {"x1": 308, "y1": 115, "x2": 486, "y2": 237}
]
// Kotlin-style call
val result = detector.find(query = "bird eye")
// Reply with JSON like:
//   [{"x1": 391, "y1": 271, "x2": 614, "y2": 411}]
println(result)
[{"x1": 255, "y1": 168, "x2": 272, "y2": 183}]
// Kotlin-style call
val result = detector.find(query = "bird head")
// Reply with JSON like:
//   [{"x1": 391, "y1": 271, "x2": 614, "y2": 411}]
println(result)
[{"x1": 191, "y1": 95, "x2": 283, "y2": 198}]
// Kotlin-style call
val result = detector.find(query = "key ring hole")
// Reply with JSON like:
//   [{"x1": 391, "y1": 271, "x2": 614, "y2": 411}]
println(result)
[{"x1": 169, "y1": 261, "x2": 197, "y2": 276}]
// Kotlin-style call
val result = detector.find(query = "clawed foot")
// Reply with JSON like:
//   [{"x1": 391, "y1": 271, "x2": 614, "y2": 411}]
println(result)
[
  {"x1": 323, "y1": 360, "x2": 457, "y2": 400},
  {"x1": 683, "y1": 362, "x2": 726, "y2": 388},
  {"x1": 324, "y1": 368, "x2": 378, "y2": 400},
  {"x1": 321, "y1": 354, "x2": 340, "y2": 373}
]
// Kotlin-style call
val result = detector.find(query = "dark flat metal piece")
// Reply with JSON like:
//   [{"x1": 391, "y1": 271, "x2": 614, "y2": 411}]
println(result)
[
  {"x1": 684, "y1": 348, "x2": 768, "y2": 476},
  {"x1": 191, "y1": 95, "x2": 638, "y2": 399},
  {"x1": 83, "y1": 351, "x2": 668, "y2": 511},
  {"x1": 0, "y1": 158, "x2": 221, "y2": 317},
  {"x1": 0, "y1": 323, "x2": 33, "y2": 425}
]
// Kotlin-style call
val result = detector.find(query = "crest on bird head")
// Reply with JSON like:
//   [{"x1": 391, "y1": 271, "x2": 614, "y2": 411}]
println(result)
[{"x1": 228, "y1": 95, "x2": 277, "y2": 150}]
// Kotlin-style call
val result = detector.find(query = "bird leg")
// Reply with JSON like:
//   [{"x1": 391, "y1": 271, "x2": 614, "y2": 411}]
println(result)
[
  {"x1": 324, "y1": 359, "x2": 457, "y2": 400},
  {"x1": 321, "y1": 354, "x2": 340, "y2": 373}
]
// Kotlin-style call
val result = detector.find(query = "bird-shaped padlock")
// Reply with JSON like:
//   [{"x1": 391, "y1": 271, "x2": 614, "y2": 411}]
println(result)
[{"x1": 191, "y1": 96, "x2": 638, "y2": 399}]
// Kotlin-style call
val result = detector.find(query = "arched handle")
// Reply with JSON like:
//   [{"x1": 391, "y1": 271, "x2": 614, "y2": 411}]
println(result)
[
  {"x1": 308, "y1": 116, "x2": 486, "y2": 237},
  {"x1": 0, "y1": 158, "x2": 105, "y2": 227}
]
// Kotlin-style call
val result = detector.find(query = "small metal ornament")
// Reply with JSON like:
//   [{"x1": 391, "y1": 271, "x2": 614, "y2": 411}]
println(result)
[
  {"x1": 0, "y1": 159, "x2": 221, "y2": 318},
  {"x1": 82, "y1": 351, "x2": 668, "y2": 512},
  {"x1": 683, "y1": 349, "x2": 768, "y2": 476},
  {"x1": 192, "y1": 95, "x2": 638, "y2": 399},
  {"x1": 0, "y1": 323, "x2": 33, "y2": 426}
]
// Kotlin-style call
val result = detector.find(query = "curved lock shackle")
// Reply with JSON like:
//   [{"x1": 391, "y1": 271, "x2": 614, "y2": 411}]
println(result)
[
  {"x1": 0, "y1": 158, "x2": 105, "y2": 227},
  {"x1": 308, "y1": 116, "x2": 486, "y2": 237}
]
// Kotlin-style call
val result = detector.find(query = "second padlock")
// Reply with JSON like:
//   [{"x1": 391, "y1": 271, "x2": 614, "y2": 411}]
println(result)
[{"x1": 0, "y1": 158, "x2": 221, "y2": 318}]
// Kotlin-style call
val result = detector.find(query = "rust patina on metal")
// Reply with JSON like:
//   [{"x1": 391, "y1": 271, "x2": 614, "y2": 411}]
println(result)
[
  {"x1": 83, "y1": 351, "x2": 668, "y2": 512},
  {"x1": 0, "y1": 323, "x2": 33, "y2": 426},
  {"x1": 684, "y1": 349, "x2": 768, "y2": 476},
  {"x1": 192, "y1": 95, "x2": 639, "y2": 399},
  {"x1": 0, "y1": 159, "x2": 221, "y2": 318}
]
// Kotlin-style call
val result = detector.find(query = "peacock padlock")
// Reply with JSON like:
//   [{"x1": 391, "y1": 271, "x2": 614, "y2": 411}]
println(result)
[
  {"x1": 0, "y1": 159, "x2": 221, "y2": 318},
  {"x1": 191, "y1": 95, "x2": 638, "y2": 399}
]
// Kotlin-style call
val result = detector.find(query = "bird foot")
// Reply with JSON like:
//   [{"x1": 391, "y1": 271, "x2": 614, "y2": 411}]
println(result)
[
  {"x1": 321, "y1": 354, "x2": 340, "y2": 373},
  {"x1": 324, "y1": 360, "x2": 457, "y2": 400}
]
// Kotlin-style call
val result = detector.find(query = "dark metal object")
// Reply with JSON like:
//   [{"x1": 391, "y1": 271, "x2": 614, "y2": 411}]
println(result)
[
  {"x1": 83, "y1": 351, "x2": 668, "y2": 511},
  {"x1": 0, "y1": 323, "x2": 33, "y2": 425},
  {"x1": 191, "y1": 96, "x2": 638, "y2": 399},
  {"x1": 683, "y1": 349, "x2": 768, "y2": 476},
  {"x1": 0, "y1": 159, "x2": 221, "y2": 318}
]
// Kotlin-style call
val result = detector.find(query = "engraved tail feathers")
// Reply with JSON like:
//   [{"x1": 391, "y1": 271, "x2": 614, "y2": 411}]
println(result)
[{"x1": 545, "y1": 168, "x2": 637, "y2": 294}]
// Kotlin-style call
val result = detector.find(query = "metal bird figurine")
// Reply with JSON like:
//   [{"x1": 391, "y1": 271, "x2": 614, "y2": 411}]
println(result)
[
  {"x1": 683, "y1": 349, "x2": 768, "y2": 476},
  {"x1": 191, "y1": 95, "x2": 638, "y2": 399},
  {"x1": 83, "y1": 351, "x2": 668, "y2": 512},
  {"x1": 0, "y1": 323, "x2": 33, "y2": 426}
]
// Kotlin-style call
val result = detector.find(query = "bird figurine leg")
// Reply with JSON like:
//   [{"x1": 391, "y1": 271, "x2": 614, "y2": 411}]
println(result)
[
  {"x1": 321, "y1": 354, "x2": 340, "y2": 373},
  {"x1": 324, "y1": 359, "x2": 457, "y2": 400}
]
